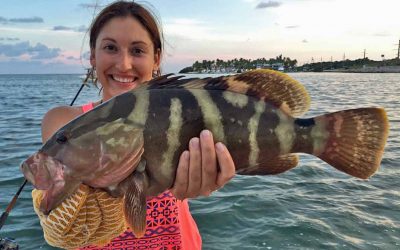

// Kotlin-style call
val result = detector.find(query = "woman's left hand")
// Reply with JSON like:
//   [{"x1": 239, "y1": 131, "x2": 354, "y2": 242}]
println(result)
[{"x1": 171, "y1": 130, "x2": 236, "y2": 200}]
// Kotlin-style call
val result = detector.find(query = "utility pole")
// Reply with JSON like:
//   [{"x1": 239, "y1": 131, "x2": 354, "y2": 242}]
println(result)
[{"x1": 391, "y1": 40, "x2": 399, "y2": 60}]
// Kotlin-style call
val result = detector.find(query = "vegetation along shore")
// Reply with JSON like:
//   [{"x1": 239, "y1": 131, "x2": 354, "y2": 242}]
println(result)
[{"x1": 179, "y1": 55, "x2": 400, "y2": 74}]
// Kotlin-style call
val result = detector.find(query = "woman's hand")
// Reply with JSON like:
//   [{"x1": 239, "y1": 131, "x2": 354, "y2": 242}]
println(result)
[{"x1": 171, "y1": 130, "x2": 235, "y2": 200}]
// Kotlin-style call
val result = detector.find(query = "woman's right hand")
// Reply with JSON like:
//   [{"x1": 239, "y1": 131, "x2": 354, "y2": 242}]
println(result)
[{"x1": 171, "y1": 130, "x2": 235, "y2": 200}]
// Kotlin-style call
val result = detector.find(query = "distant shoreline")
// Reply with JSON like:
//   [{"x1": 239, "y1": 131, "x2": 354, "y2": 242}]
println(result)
[
  {"x1": 322, "y1": 65, "x2": 400, "y2": 73},
  {"x1": 184, "y1": 65, "x2": 400, "y2": 74}
]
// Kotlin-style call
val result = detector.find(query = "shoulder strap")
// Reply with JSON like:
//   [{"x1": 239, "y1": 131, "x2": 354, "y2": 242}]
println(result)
[{"x1": 81, "y1": 103, "x2": 94, "y2": 113}]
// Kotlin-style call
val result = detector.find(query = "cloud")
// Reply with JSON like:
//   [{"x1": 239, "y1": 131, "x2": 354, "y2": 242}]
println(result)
[
  {"x1": 285, "y1": 25, "x2": 299, "y2": 29},
  {"x1": 66, "y1": 56, "x2": 80, "y2": 60},
  {"x1": 256, "y1": 1, "x2": 281, "y2": 9},
  {"x1": 9, "y1": 17, "x2": 44, "y2": 23},
  {"x1": 78, "y1": 3, "x2": 104, "y2": 8},
  {"x1": 53, "y1": 25, "x2": 87, "y2": 32},
  {"x1": 82, "y1": 51, "x2": 91, "y2": 60},
  {"x1": 53, "y1": 25, "x2": 73, "y2": 31},
  {"x1": 373, "y1": 32, "x2": 391, "y2": 37},
  {"x1": 29, "y1": 43, "x2": 61, "y2": 59},
  {"x1": 0, "y1": 60, "x2": 82, "y2": 74},
  {"x1": 302, "y1": 39, "x2": 308, "y2": 43},
  {"x1": 0, "y1": 42, "x2": 30, "y2": 57},
  {"x1": 77, "y1": 2, "x2": 106, "y2": 11},
  {"x1": 0, "y1": 16, "x2": 44, "y2": 24},
  {"x1": 0, "y1": 37, "x2": 20, "y2": 41},
  {"x1": 76, "y1": 25, "x2": 88, "y2": 32},
  {"x1": 0, "y1": 41, "x2": 61, "y2": 59}
]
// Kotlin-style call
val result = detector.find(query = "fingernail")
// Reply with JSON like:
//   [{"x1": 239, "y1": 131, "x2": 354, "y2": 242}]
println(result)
[
  {"x1": 216, "y1": 142, "x2": 225, "y2": 152},
  {"x1": 201, "y1": 130, "x2": 211, "y2": 139},
  {"x1": 183, "y1": 151, "x2": 189, "y2": 160},
  {"x1": 191, "y1": 137, "x2": 199, "y2": 149}
]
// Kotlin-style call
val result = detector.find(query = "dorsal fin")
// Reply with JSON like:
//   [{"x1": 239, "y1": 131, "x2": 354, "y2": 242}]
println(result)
[
  {"x1": 228, "y1": 69, "x2": 311, "y2": 116},
  {"x1": 143, "y1": 69, "x2": 311, "y2": 117}
]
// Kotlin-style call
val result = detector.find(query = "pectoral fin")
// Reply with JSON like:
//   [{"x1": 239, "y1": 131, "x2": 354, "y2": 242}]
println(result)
[{"x1": 122, "y1": 160, "x2": 148, "y2": 238}]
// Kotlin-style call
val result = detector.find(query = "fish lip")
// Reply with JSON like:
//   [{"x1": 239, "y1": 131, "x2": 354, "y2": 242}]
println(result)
[
  {"x1": 20, "y1": 151, "x2": 70, "y2": 214},
  {"x1": 20, "y1": 151, "x2": 63, "y2": 190},
  {"x1": 20, "y1": 160, "x2": 35, "y2": 185}
]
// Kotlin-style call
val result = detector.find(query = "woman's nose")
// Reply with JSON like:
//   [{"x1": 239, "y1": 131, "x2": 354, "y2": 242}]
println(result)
[{"x1": 116, "y1": 51, "x2": 132, "y2": 71}]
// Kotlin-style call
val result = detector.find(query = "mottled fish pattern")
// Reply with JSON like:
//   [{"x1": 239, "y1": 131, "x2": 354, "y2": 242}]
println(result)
[{"x1": 21, "y1": 69, "x2": 389, "y2": 238}]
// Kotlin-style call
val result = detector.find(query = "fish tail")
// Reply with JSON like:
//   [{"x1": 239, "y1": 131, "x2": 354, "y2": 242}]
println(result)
[{"x1": 309, "y1": 107, "x2": 389, "y2": 179}]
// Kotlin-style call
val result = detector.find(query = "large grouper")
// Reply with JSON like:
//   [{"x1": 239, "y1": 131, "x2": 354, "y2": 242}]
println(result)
[{"x1": 21, "y1": 69, "x2": 389, "y2": 237}]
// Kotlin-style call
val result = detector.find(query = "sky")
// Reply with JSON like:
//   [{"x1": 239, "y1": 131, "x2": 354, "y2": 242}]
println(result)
[{"x1": 0, "y1": 0, "x2": 399, "y2": 74}]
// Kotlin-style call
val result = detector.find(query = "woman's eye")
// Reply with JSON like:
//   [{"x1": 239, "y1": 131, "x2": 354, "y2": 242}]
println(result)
[
  {"x1": 103, "y1": 44, "x2": 117, "y2": 52},
  {"x1": 132, "y1": 48, "x2": 144, "y2": 55}
]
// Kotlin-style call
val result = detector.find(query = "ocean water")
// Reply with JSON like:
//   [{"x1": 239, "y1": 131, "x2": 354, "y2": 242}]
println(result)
[{"x1": 0, "y1": 73, "x2": 398, "y2": 249}]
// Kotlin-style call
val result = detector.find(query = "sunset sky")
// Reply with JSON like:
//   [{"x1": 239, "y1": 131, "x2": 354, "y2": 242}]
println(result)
[{"x1": 0, "y1": 0, "x2": 399, "y2": 73}]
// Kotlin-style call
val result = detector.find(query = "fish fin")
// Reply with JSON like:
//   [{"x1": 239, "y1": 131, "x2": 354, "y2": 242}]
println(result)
[
  {"x1": 132, "y1": 74, "x2": 188, "y2": 91},
  {"x1": 314, "y1": 108, "x2": 389, "y2": 179},
  {"x1": 237, "y1": 154, "x2": 299, "y2": 175},
  {"x1": 143, "y1": 69, "x2": 310, "y2": 117},
  {"x1": 228, "y1": 69, "x2": 310, "y2": 116},
  {"x1": 122, "y1": 160, "x2": 148, "y2": 238}
]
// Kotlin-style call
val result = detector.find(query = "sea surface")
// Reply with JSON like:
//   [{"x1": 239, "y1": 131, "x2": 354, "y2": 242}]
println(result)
[{"x1": 0, "y1": 73, "x2": 398, "y2": 249}]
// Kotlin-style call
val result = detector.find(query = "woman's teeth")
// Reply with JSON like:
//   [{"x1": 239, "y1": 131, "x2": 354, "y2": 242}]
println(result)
[{"x1": 112, "y1": 75, "x2": 135, "y2": 83}]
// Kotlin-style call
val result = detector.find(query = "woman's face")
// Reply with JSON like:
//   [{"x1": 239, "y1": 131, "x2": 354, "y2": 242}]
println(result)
[{"x1": 91, "y1": 16, "x2": 160, "y2": 100}]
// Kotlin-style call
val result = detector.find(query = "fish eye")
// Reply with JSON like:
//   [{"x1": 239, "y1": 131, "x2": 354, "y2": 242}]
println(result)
[{"x1": 56, "y1": 131, "x2": 68, "y2": 144}]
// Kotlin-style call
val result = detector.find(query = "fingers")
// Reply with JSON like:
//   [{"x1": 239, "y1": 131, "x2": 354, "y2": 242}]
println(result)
[
  {"x1": 186, "y1": 137, "x2": 202, "y2": 198},
  {"x1": 215, "y1": 142, "x2": 235, "y2": 188},
  {"x1": 199, "y1": 130, "x2": 217, "y2": 196},
  {"x1": 171, "y1": 130, "x2": 235, "y2": 200},
  {"x1": 170, "y1": 151, "x2": 189, "y2": 200}
]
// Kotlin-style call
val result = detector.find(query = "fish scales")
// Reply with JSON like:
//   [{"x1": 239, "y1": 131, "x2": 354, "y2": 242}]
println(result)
[
  {"x1": 254, "y1": 107, "x2": 285, "y2": 168},
  {"x1": 205, "y1": 88, "x2": 255, "y2": 169},
  {"x1": 143, "y1": 88, "x2": 206, "y2": 195},
  {"x1": 142, "y1": 87, "x2": 267, "y2": 195},
  {"x1": 20, "y1": 69, "x2": 389, "y2": 239},
  {"x1": 141, "y1": 86, "x2": 307, "y2": 189}
]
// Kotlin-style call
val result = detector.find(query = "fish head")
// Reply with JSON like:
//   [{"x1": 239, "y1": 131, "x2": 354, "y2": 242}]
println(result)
[
  {"x1": 21, "y1": 100, "x2": 145, "y2": 211},
  {"x1": 36, "y1": 117, "x2": 144, "y2": 185},
  {"x1": 21, "y1": 151, "x2": 81, "y2": 214}
]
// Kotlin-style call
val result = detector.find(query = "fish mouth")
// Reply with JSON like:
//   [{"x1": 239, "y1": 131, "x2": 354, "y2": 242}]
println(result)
[
  {"x1": 20, "y1": 152, "x2": 75, "y2": 214},
  {"x1": 20, "y1": 151, "x2": 54, "y2": 189}
]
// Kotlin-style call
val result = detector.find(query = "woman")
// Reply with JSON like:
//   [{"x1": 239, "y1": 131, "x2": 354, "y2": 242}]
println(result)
[{"x1": 32, "y1": 1, "x2": 235, "y2": 249}]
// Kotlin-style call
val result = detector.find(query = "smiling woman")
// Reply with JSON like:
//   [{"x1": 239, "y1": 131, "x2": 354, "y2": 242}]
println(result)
[{"x1": 29, "y1": 1, "x2": 236, "y2": 249}]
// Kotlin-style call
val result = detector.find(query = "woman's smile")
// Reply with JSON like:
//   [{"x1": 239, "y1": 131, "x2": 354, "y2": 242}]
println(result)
[{"x1": 108, "y1": 74, "x2": 140, "y2": 90}]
